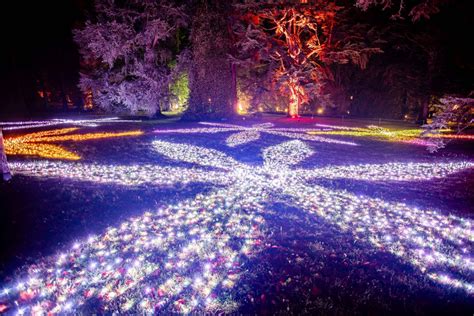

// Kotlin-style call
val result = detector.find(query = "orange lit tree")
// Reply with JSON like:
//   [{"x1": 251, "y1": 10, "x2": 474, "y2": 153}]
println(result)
[{"x1": 233, "y1": 1, "x2": 382, "y2": 117}]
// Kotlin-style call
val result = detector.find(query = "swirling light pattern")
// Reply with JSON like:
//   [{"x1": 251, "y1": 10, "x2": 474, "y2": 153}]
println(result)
[
  {"x1": 4, "y1": 128, "x2": 143, "y2": 160},
  {"x1": 2, "y1": 139, "x2": 473, "y2": 313},
  {"x1": 150, "y1": 140, "x2": 473, "y2": 294},
  {"x1": 9, "y1": 161, "x2": 230, "y2": 187},
  {"x1": 0, "y1": 117, "x2": 142, "y2": 131},
  {"x1": 10, "y1": 159, "x2": 472, "y2": 188},
  {"x1": 155, "y1": 121, "x2": 357, "y2": 147},
  {"x1": 310, "y1": 124, "x2": 474, "y2": 145},
  {"x1": 298, "y1": 161, "x2": 474, "y2": 182},
  {"x1": 0, "y1": 191, "x2": 263, "y2": 314}
]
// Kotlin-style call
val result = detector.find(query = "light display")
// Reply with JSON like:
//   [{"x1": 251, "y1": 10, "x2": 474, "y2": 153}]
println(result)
[
  {"x1": 0, "y1": 117, "x2": 142, "y2": 131},
  {"x1": 434, "y1": 133, "x2": 474, "y2": 140},
  {"x1": 3, "y1": 139, "x2": 473, "y2": 314},
  {"x1": 4, "y1": 128, "x2": 143, "y2": 160},
  {"x1": 10, "y1": 158, "x2": 471, "y2": 188},
  {"x1": 299, "y1": 161, "x2": 474, "y2": 181},
  {"x1": 310, "y1": 124, "x2": 474, "y2": 145},
  {"x1": 9, "y1": 160, "x2": 230, "y2": 187},
  {"x1": 156, "y1": 122, "x2": 357, "y2": 147},
  {"x1": 0, "y1": 190, "x2": 264, "y2": 314},
  {"x1": 2, "y1": 131, "x2": 474, "y2": 314},
  {"x1": 149, "y1": 140, "x2": 473, "y2": 293}
]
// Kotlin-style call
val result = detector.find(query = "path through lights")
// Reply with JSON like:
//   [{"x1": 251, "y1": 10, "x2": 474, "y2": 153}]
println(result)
[
  {"x1": 155, "y1": 122, "x2": 357, "y2": 147},
  {"x1": 4, "y1": 128, "x2": 143, "y2": 160}
]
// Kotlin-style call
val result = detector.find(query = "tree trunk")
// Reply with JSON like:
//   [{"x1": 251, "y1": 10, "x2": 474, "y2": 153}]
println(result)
[
  {"x1": 419, "y1": 97, "x2": 429, "y2": 124},
  {"x1": 0, "y1": 130, "x2": 12, "y2": 182},
  {"x1": 418, "y1": 50, "x2": 438, "y2": 124},
  {"x1": 183, "y1": 1, "x2": 236, "y2": 120}
]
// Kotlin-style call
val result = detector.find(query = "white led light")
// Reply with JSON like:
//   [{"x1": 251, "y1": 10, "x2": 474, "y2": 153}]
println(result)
[
  {"x1": 155, "y1": 122, "x2": 357, "y2": 146},
  {"x1": 0, "y1": 117, "x2": 142, "y2": 131},
  {"x1": 2, "y1": 138, "x2": 473, "y2": 314}
]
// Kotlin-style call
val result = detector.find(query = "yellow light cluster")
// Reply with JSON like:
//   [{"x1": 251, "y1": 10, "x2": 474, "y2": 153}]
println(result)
[
  {"x1": 309, "y1": 124, "x2": 474, "y2": 144},
  {"x1": 313, "y1": 125, "x2": 420, "y2": 138},
  {"x1": 4, "y1": 128, "x2": 143, "y2": 160},
  {"x1": 310, "y1": 125, "x2": 425, "y2": 142}
]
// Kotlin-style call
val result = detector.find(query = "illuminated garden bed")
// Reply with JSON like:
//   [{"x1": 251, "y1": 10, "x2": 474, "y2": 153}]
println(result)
[{"x1": 0, "y1": 117, "x2": 473, "y2": 314}]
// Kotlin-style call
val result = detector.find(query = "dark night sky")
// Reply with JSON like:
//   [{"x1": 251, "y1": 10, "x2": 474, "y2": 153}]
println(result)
[
  {"x1": 0, "y1": 0, "x2": 472, "y2": 116},
  {"x1": 0, "y1": 0, "x2": 91, "y2": 116},
  {"x1": 431, "y1": 0, "x2": 474, "y2": 91}
]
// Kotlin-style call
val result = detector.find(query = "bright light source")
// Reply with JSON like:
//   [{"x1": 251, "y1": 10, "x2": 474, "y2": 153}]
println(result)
[{"x1": 237, "y1": 103, "x2": 246, "y2": 115}]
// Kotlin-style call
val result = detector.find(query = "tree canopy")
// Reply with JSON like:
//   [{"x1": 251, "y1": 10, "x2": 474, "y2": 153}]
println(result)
[{"x1": 73, "y1": 0, "x2": 472, "y2": 122}]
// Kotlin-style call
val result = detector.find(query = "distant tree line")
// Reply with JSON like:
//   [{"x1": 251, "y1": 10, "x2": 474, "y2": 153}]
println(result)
[{"x1": 68, "y1": 0, "x2": 472, "y2": 123}]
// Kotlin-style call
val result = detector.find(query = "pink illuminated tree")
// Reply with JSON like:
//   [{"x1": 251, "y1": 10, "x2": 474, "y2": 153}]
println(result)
[
  {"x1": 74, "y1": 0, "x2": 188, "y2": 116},
  {"x1": 422, "y1": 95, "x2": 474, "y2": 152}
]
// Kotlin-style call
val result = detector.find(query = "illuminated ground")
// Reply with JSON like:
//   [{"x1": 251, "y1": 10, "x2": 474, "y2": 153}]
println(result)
[{"x1": 0, "y1": 116, "x2": 473, "y2": 314}]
